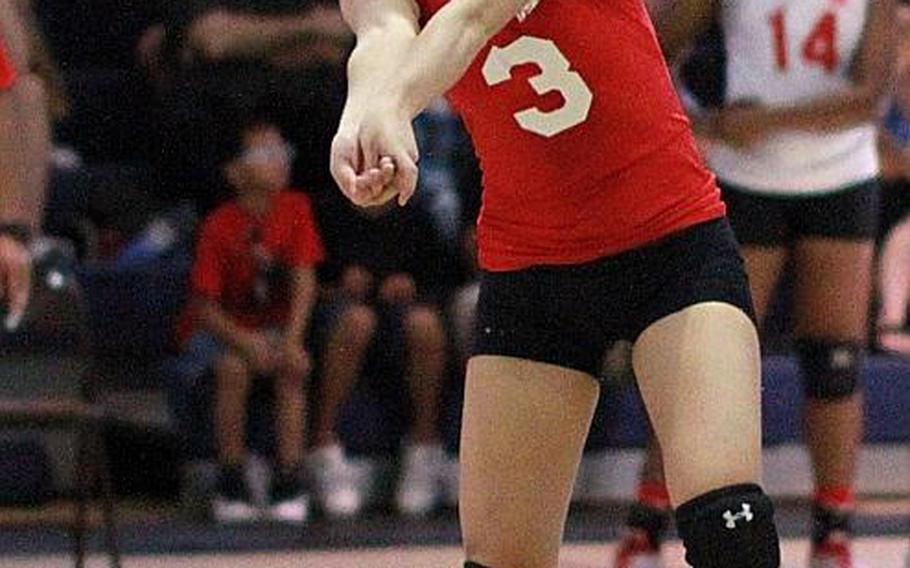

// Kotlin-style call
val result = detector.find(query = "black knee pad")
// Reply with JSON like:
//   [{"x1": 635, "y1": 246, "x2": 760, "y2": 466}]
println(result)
[
  {"x1": 464, "y1": 563, "x2": 492, "y2": 568},
  {"x1": 675, "y1": 484, "x2": 781, "y2": 568},
  {"x1": 796, "y1": 339, "x2": 864, "y2": 400}
]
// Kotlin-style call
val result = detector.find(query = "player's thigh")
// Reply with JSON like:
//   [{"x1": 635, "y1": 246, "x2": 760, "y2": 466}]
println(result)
[
  {"x1": 793, "y1": 237, "x2": 875, "y2": 338},
  {"x1": 741, "y1": 245, "x2": 788, "y2": 323},
  {"x1": 460, "y1": 355, "x2": 599, "y2": 568},
  {"x1": 633, "y1": 302, "x2": 762, "y2": 505},
  {"x1": 791, "y1": 182, "x2": 879, "y2": 338}
]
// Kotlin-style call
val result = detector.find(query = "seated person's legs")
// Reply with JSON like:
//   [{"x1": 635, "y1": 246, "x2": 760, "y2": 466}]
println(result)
[
  {"x1": 309, "y1": 301, "x2": 377, "y2": 518},
  {"x1": 212, "y1": 346, "x2": 257, "y2": 521},
  {"x1": 268, "y1": 331, "x2": 312, "y2": 523},
  {"x1": 396, "y1": 303, "x2": 448, "y2": 516}
]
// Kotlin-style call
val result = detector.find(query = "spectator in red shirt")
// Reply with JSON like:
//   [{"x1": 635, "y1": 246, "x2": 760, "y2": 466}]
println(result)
[{"x1": 178, "y1": 119, "x2": 323, "y2": 524}]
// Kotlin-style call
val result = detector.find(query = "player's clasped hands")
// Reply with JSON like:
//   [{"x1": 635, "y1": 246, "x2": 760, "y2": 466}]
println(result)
[{"x1": 330, "y1": 104, "x2": 420, "y2": 208}]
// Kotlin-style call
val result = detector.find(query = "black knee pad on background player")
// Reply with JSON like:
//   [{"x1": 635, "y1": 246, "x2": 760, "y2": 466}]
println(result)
[
  {"x1": 675, "y1": 484, "x2": 781, "y2": 568},
  {"x1": 796, "y1": 339, "x2": 864, "y2": 400},
  {"x1": 464, "y1": 563, "x2": 492, "y2": 568}
]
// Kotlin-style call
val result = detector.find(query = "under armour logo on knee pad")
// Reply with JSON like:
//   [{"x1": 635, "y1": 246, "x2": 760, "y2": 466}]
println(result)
[{"x1": 723, "y1": 503, "x2": 754, "y2": 529}]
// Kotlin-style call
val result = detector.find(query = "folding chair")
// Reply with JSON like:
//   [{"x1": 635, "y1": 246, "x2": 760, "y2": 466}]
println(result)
[{"x1": 0, "y1": 240, "x2": 120, "y2": 568}]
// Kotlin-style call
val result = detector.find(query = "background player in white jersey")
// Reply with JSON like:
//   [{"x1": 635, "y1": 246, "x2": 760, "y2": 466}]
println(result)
[{"x1": 615, "y1": 1, "x2": 897, "y2": 567}]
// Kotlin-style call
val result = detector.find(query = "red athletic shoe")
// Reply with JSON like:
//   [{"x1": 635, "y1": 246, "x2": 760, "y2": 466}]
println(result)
[
  {"x1": 810, "y1": 533, "x2": 855, "y2": 568},
  {"x1": 613, "y1": 530, "x2": 664, "y2": 568}
]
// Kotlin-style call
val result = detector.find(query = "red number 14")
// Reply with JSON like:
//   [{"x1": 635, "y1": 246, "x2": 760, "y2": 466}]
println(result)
[{"x1": 769, "y1": 8, "x2": 839, "y2": 73}]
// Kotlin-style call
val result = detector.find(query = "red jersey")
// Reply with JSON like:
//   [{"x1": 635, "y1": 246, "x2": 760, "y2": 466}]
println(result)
[
  {"x1": 178, "y1": 191, "x2": 324, "y2": 345},
  {"x1": 0, "y1": 38, "x2": 17, "y2": 90},
  {"x1": 416, "y1": 0, "x2": 725, "y2": 271}
]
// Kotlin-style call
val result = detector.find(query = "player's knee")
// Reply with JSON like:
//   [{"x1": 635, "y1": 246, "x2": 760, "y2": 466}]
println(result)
[
  {"x1": 404, "y1": 306, "x2": 445, "y2": 348},
  {"x1": 336, "y1": 304, "x2": 377, "y2": 347},
  {"x1": 675, "y1": 484, "x2": 781, "y2": 568},
  {"x1": 796, "y1": 339, "x2": 863, "y2": 400}
]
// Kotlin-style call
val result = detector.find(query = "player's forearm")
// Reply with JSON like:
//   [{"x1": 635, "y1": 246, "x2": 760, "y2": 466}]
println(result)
[
  {"x1": 338, "y1": 23, "x2": 417, "y2": 133},
  {"x1": 387, "y1": 0, "x2": 527, "y2": 119},
  {"x1": 207, "y1": 11, "x2": 349, "y2": 59},
  {"x1": 243, "y1": 14, "x2": 349, "y2": 52},
  {"x1": 762, "y1": 87, "x2": 889, "y2": 132},
  {"x1": 285, "y1": 267, "x2": 318, "y2": 344},
  {"x1": 342, "y1": 0, "x2": 528, "y2": 123}
]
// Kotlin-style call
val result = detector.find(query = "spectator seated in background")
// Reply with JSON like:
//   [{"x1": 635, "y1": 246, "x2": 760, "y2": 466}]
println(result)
[
  {"x1": 135, "y1": 0, "x2": 352, "y2": 214},
  {"x1": 876, "y1": 3, "x2": 910, "y2": 356},
  {"x1": 878, "y1": 211, "x2": 910, "y2": 355},
  {"x1": 174, "y1": 119, "x2": 324, "y2": 524},
  {"x1": 309, "y1": 188, "x2": 461, "y2": 518}
]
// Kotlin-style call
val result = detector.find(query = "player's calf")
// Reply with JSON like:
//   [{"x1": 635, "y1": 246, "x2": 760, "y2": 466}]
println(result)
[{"x1": 675, "y1": 483, "x2": 781, "y2": 568}]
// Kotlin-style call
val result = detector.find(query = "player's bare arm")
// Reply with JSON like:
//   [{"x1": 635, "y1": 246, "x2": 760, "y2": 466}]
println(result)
[
  {"x1": 331, "y1": 0, "x2": 420, "y2": 207},
  {"x1": 331, "y1": 0, "x2": 536, "y2": 207}
]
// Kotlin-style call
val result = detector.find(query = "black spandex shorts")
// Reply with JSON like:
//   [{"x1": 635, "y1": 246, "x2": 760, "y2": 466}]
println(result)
[
  {"x1": 721, "y1": 179, "x2": 880, "y2": 247},
  {"x1": 471, "y1": 218, "x2": 755, "y2": 377}
]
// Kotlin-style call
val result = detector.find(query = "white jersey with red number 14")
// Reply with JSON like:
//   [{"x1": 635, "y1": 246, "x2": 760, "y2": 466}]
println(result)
[{"x1": 708, "y1": 0, "x2": 879, "y2": 194}]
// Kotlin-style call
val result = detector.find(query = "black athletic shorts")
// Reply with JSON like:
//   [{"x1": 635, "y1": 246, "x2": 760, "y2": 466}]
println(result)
[
  {"x1": 721, "y1": 179, "x2": 880, "y2": 247},
  {"x1": 471, "y1": 218, "x2": 755, "y2": 377}
]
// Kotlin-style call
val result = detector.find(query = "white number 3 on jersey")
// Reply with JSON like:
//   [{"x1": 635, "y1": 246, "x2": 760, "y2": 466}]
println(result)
[{"x1": 482, "y1": 36, "x2": 593, "y2": 138}]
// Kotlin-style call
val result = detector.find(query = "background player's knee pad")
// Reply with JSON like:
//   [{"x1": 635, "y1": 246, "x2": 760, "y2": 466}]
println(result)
[
  {"x1": 675, "y1": 484, "x2": 781, "y2": 568},
  {"x1": 796, "y1": 339, "x2": 864, "y2": 400},
  {"x1": 464, "y1": 563, "x2": 492, "y2": 568}
]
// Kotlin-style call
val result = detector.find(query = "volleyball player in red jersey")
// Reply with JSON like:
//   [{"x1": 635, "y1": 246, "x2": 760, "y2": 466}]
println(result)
[
  {"x1": 330, "y1": 1, "x2": 781, "y2": 567},
  {"x1": 0, "y1": 0, "x2": 44, "y2": 330}
]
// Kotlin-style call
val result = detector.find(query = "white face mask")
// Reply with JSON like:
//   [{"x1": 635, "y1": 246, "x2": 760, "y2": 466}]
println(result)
[
  {"x1": 241, "y1": 142, "x2": 297, "y2": 166},
  {"x1": 516, "y1": 0, "x2": 541, "y2": 22}
]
